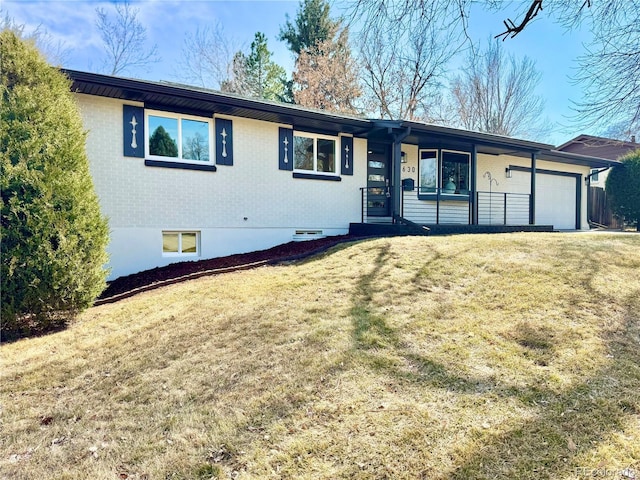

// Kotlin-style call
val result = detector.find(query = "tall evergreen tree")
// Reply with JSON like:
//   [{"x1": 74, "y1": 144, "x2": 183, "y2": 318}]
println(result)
[
  {"x1": 221, "y1": 32, "x2": 287, "y2": 102},
  {"x1": 1, "y1": 30, "x2": 109, "y2": 339},
  {"x1": 278, "y1": 0, "x2": 339, "y2": 55},
  {"x1": 280, "y1": 0, "x2": 358, "y2": 108}
]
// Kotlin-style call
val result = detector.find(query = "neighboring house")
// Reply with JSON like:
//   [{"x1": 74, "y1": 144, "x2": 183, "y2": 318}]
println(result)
[
  {"x1": 65, "y1": 70, "x2": 619, "y2": 280},
  {"x1": 557, "y1": 134, "x2": 638, "y2": 227},
  {"x1": 557, "y1": 134, "x2": 638, "y2": 187}
]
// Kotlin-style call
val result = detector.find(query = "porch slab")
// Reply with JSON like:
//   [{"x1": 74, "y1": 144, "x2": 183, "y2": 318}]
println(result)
[{"x1": 349, "y1": 223, "x2": 554, "y2": 237}]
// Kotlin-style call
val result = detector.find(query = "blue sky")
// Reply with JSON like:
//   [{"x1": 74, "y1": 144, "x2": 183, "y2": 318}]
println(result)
[{"x1": 2, "y1": 0, "x2": 596, "y2": 145}]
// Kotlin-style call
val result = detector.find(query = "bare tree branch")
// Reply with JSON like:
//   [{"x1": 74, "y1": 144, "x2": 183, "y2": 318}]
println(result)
[
  {"x1": 95, "y1": 0, "x2": 159, "y2": 76},
  {"x1": 448, "y1": 38, "x2": 549, "y2": 140},
  {"x1": 1, "y1": 12, "x2": 70, "y2": 66},
  {"x1": 346, "y1": 0, "x2": 639, "y2": 135},
  {"x1": 495, "y1": 0, "x2": 543, "y2": 40},
  {"x1": 356, "y1": 0, "x2": 464, "y2": 121},
  {"x1": 177, "y1": 23, "x2": 235, "y2": 89},
  {"x1": 567, "y1": 0, "x2": 640, "y2": 134},
  {"x1": 293, "y1": 26, "x2": 362, "y2": 114}
]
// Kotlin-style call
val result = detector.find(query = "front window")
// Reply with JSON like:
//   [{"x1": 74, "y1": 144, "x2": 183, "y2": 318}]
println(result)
[
  {"x1": 419, "y1": 149, "x2": 470, "y2": 195},
  {"x1": 441, "y1": 150, "x2": 470, "y2": 195},
  {"x1": 419, "y1": 150, "x2": 438, "y2": 193},
  {"x1": 293, "y1": 133, "x2": 336, "y2": 174},
  {"x1": 147, "y1": 111, "x2": 212, "y2": 163},
  {"x1": 162, "y1": 231, "x2": 199, "y2": 256}
]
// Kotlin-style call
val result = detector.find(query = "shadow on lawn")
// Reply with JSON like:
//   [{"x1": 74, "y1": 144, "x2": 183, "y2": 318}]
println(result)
[
  {"x1": 349, "y1": 242, "x2": 482, "y2": 392},
  {"x1": 349, "y1": 243, "x2": 640, "y2": 479},
  {"x1": 450, "y1": 293, "x2": 640, "y2": 480}
]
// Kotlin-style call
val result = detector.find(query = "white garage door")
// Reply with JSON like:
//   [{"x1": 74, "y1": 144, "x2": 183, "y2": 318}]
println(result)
[{"x1": 535, "y1": 173, "x2": 577, "y2": 229}]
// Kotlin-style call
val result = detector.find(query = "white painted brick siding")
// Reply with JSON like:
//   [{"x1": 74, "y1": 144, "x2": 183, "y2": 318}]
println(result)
[{"x1": 76, "y1": 94, "x2": 367, "y2": 279}]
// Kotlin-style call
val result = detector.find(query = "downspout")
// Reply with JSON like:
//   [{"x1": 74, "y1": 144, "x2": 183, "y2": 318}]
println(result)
[{"x1": 391, "y1": 127, "x2": 412, "y2": 221}]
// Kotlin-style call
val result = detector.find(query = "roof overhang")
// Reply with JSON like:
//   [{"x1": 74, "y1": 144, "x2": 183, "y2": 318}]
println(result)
[
  {"x1": 370, "y1": 120, "x2": 621, "y2": 168},
  {"x1": 63, "y1": 69, "x2": 372, "y2": 137},
  {"x1": 537, "y1": 149, "x2": 621, "y2": 168},
  {"x1": 63, "y1": 70, "x2": 620, "y2": 169}
]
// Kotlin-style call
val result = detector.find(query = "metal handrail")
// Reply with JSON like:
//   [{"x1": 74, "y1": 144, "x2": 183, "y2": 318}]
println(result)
[
  {"x1": 476, "y1": 191, "x2": 531, "y2": 226},
  {"x1": 361, "y1": 187, "x2": 531, "y2": 226}
]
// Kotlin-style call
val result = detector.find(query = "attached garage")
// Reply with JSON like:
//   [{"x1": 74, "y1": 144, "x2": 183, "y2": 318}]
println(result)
[
  {"x1": 535, "y1": 172, "x2": 579, "y2": 230},
  {"x1": 511, "y1": 168, "x2": 582, "y2": 230}
]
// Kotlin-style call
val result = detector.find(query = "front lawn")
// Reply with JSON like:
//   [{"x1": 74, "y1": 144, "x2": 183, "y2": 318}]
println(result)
[{"x1": 1, "y1": 233, "x2": 639, "y2": 479}]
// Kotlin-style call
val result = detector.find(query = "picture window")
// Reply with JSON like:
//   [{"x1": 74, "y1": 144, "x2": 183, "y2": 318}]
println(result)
[
  {"x1": 146, "y1": 110, "x2": 212, "y2": 163},
  {"x1": 293, "y1": 133, "x2": 337, "y2": 174}
]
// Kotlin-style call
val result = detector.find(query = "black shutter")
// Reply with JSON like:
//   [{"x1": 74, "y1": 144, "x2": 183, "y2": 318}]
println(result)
[
  {"x1": 123, "y1": 105, "x2": 145, "y2": 158},
  {"x1": 215, "y1": 118, "x2": 233, "y2": 166},
  {"x1": 341, "y1": 136, "x2": 354, "y2": 175},
  {"x1": 279, "y1": 127, "x2": 294, "y2": 171}
]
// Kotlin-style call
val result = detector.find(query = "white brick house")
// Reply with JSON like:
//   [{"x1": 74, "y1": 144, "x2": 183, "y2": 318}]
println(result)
[{"x1": 66, "y1": 70, "x2": 619, "y2": 280}]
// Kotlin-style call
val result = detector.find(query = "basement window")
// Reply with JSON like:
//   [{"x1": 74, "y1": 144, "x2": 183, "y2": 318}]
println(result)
[
  {"x1": 162, "y1": 231, "x2": 199, "y2": 256},
  {"x1": 293, "y1": 229, "x2": 326, "y2": 241}
]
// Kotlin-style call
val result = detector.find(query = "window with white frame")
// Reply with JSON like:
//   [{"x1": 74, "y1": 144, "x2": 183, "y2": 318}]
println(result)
[
  {"x1": 146, "y1": 110, "x2": 212, "y2": 163},
  {"x1": 162, "y1": 231, "x2": 199, "y2": 256},
  {"x1": 293, "y1": 132, "x2": 337, "y2": 174}
]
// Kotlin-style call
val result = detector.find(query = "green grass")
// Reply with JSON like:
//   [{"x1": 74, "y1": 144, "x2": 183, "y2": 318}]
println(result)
[{"x1": 2, "y1": 233, "x2": 639, "y2": 479}]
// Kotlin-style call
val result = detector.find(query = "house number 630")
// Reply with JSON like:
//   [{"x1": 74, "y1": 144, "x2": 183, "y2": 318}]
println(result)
[{"x1": 402, "y1": 166, "x2": 416, "y2": 173}]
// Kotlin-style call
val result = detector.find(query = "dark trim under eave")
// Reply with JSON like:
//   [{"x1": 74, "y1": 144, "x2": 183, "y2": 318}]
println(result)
[
  {"x1": 63, "y1": 69, "x2": 620, "y2": 170},
  {"x1": 64, "y1": 69, "x2": 371, "y2": 136}
]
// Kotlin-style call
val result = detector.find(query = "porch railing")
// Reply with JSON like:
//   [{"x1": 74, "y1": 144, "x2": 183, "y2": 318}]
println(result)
[
  {"x1": 360, "y1": 187, "x2": 531, "y2": 226},
  {"x1": 402, "y1": 189, "x2": 470, "y2": 224},
  {"x1": 476, "y1": 191, "x2": 530, "y2": 225}
]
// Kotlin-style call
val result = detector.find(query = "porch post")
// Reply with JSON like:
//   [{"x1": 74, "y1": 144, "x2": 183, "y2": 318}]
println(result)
[
  {"x1": 530, "y1": 152, "x2": 537, "y2": 225},
  {"x1": 391, "y1": 127, "x2": 411, "y2": 220},
  {"x1": 470, "y1": 144, "x2": 478, "y2": 224},
  {"x1": 392, "y1": 139, "x2": 402, "y2": 220}
]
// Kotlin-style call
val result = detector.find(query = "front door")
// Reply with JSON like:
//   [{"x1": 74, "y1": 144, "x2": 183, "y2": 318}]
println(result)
[{"x1": 367, "y1": 144, "x2": 391, "y2": 217}]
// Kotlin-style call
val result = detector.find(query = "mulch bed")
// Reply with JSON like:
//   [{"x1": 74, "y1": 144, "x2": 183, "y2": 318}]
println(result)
[{"x1": 96, "y1": 235, "x2": 362, "y2": 305}]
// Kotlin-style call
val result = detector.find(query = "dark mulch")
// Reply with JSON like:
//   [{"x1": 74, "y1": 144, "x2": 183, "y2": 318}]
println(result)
[{"x1": 97, "y1": 235, "x2": 363, "y2": 305}]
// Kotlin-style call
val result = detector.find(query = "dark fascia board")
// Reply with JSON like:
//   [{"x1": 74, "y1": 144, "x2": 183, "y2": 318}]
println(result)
[
  {"x1": 387, "y1": 120, "x2": 618, "y2": 168},
  {"x1": 63, "y1": 69, "x2": 371, "y2": 135},
  {"x1": 397, "y1": 120, "x2": 554, "y2": 153},
  {"x1": 63, "y1": 70, "x2": 620, "y2": 169},
  {"x1": 538, "y1": 149, "x2": 622, "y2": 168},
  {"x1": 479, "y1": 146, "x2": 622, "y2": 168}
]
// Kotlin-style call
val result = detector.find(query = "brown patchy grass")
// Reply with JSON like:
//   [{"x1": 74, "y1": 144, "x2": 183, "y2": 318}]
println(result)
[{"x1": 1, "y1": 233, "x2": 639, "y2": 480}]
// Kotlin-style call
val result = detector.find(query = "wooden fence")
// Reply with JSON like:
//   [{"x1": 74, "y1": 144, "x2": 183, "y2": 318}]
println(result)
[{"x1": 588, "y1": 187, "x2": 623, "y2": 228}]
